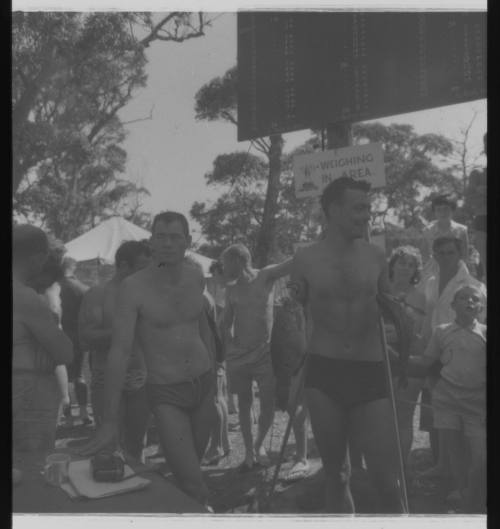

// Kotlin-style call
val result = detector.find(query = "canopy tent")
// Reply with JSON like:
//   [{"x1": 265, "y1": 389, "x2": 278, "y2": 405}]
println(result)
[{"x1": 64, "y1": 216, "x2": 214, "y2": 276}]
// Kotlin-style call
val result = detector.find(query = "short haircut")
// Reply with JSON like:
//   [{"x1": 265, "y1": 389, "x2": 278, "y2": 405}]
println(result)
[
  {"x1": 13, "y1": 224, "x2": 48, "y2": 261},
  {"x1": 151, "y1": 211, "x2": 189, "y2": 238},
  {"x1": 222, "y1": 243, "x2": 252, "y2": 266},
  {"x1": 388, "y1": 245, "x2": 423, "y2": 285},
  {"x1": 431, "y1": 193, "x2": 457, "y2": 211},
  {"x1": 320, "y1": 177, "x2": 371, "y2": 217},
  {"x1": 452, "y1": 284, "x2": 484, "y2": 303},
  {"x1": 209, "y1": 261, "x2": 223, "y2": 276},
  {"x1": 115, "y1": 240, "x2": 151, "y2": 268},
  {"x1": 432, "y1": 236, "x2": 461, "y2": 253}
]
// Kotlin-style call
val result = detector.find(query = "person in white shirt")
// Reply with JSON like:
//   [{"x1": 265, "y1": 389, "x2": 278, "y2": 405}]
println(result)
[
  {"x1": 419, "y1": 236, "x2": 486, "y2": 482},
  {"x1": 421, "y1": 194, "x2": 469, "y2": 284},
  {"x1": 408, "y1": 285, "x2": 486, "y2": 513}
]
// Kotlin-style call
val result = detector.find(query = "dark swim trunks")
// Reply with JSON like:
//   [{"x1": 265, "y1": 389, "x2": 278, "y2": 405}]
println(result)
[
  {"x1": 473, "y1": 214, "x2": 487, "y2": 233},
  {"x1": 304, "y1": 355, "x2": 388, "y2": 408},
  {"x1": 146, "y1": 370, "x2": 215, "y2": 411}
]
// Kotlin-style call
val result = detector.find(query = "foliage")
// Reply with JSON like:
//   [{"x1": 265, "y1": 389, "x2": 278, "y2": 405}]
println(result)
[
  {"x1": 352, "y1": 123, "x2": 457, "y2": 227},
  {"x1": 192, "y1": 122, "x2": 479, "y2": 258},
  {"x1": 194, "y1": 65, "x2": 284, "y2": 266},
  {"x1": 13, "y1": 12, "x2": 208, "y2": 241},
  {"x1": 191, "y1": 139, "x2": 322, "y2": 260}
]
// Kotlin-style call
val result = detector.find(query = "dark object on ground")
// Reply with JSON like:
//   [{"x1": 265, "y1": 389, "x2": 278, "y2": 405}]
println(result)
[{"x1": 90, "y1": 453, "x2": 125, "y2": 482}]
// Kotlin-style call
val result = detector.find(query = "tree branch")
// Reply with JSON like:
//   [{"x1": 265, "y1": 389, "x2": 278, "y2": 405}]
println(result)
[{"x1": 122, "y1": 104, "x2": 155, "y2": 126}]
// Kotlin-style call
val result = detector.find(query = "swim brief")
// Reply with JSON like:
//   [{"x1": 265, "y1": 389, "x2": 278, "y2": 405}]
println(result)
[
  {"x1": 146, "y1": 370, "x2": 215, "y2": 411},
  {"x1": 473, "y1": 214, "x2": 487, "y2": 233},
  {"x1": 304, "y1": 355, "x2": 388, "y2": 408}
]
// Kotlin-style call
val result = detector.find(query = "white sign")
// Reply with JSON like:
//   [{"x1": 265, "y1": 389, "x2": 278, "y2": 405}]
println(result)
[{"x1": 293, "y1": 142, "x2": 386, "y2": 198}]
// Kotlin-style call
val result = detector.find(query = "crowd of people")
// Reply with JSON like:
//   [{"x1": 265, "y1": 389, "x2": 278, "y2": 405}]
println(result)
[{"x1": 12, "y1": 171, "x2": 486, "y2": 514}]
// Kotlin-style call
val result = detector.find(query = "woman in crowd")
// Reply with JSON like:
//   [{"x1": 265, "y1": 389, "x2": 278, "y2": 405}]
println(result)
[{"x1": 386, "y1": 246, "x2": 427, "y2": 473}]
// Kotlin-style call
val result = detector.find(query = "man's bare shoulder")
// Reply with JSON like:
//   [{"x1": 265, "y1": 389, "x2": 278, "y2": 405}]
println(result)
[
  {"x1": 362, "y1": 240, "x2": 386, "y2": 265},
  {"x1": 294, "y1": 241, "x2": 322, "y2": 265}
]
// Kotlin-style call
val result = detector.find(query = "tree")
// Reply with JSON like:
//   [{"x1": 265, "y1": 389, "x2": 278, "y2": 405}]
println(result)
[
  {"x1": 195, "y1": 66, "x2": 284, "y2": 266},
  {"x1": 192, "y1": 123, "x2": 466, "y2": 257},
  {"x1": 190, "y1": 139, "x2": 322, "y2": 260},
  {"x1": 352, "y1": 122, "x2": 456, "y2": 227},
  {"x1": 13, "y1": 12, "x2": 209, "y2": 240}
]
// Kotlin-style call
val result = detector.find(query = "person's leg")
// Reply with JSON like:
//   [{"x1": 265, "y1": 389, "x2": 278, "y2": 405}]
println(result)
[
  {"x1": 306, "y1": 387, "x2": 354, "y2": 513},
  {"x1": 122, "y1": 387, "x2": 151, "y2": 462},
  {"x1": 350, "y1": 398, "x2": 405, "y2": 514},
  {"x1": 288, "y1": 369, "x2": 307, "y2": 464},
  {"x1": 205, "y1": 369, "x2": 230, "y2": 462},
  {"x1": 230, "y1": 365, "x2": 254, "y2": 467},
  {"x1": 219, "y1": 370, "x2": 230, "y2": 454},
  {"x1": 442, "y1": 428, "x2": 468, "y2": 494},
  {"x1": 90, "y1": 380, "x2": 105, "y2": 427},
  {"x1": 67, "y1": 346, "x2": 88, "y2": 421},
  {"x1": 253, "y1": 359, "x2": 276, "y2": 462},
  {"x1": 153, "y1": 403, "x2": 209, "y2": 505},
  {"x1": 191, "y1": 380, "x2": 217, "y2": 462},
  {"x1": 394, "y1": 378, "x2": 422, "y2": 470},
  {"x1": 464, "y1": 432, "x2": 486, "y2": 513}
]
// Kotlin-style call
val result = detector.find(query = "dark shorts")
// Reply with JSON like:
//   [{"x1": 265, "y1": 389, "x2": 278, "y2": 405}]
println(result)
[
  {"x1": 473, "y1": 214, "x2": 487, "y2": 233},
  {"x1": 304, "y1": 355, "x2": 388, "y2": 409},
  {"x1": 146, "y1": 370, "x2": 215, "y2": 411}
]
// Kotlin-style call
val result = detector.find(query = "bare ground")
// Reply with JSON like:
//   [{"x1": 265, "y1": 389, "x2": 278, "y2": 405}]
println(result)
[{"x1": 56, "y1": 392, "x2": 456, "y2": 515}]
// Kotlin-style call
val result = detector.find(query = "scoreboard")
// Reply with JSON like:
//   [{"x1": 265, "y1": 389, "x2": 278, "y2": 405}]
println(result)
[{"x1": 237, "y1": 12, "x2": 486, "y2": 141}]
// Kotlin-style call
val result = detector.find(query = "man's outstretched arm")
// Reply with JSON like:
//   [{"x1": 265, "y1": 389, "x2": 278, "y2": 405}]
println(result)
[{"x1": 263, "y1": 257, "x2": 293, "y2": 284}]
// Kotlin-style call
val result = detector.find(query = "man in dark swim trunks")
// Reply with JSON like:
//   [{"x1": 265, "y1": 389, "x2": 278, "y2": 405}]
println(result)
[
  {"x1": 290, "y1": 177, "x2": 404, "y2": 513},
  {"x1": 80, "y1": 212, "x2": 216, "y2": 509}
]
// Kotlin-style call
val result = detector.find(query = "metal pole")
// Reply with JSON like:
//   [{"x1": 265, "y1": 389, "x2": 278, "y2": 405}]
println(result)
[{"x1": 377, "y1": 313, "x2": 410, "y2": 513}]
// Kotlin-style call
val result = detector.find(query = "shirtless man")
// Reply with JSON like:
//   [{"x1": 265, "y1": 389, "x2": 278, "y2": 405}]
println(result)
[
  {"x1": 13, "y1": 225, "x2": 73, "y2": 453},
  {"x1": 81, "y1": 212, "x2": 215, "y2": 508},
  {"x1": 221, "y1": 244, "x2": 291, "y2": 470},
  {"x1": 78, "y1": 240, "x2": 152, "y2": 461},
  {"x1": 290, "y1": 177, "x2": 404, "y2": 513}
]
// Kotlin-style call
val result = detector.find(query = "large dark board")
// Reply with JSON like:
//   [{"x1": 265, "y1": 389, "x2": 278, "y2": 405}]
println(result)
[{"x1": 237, "y1": 12, "x2": 486, "y2": 141}]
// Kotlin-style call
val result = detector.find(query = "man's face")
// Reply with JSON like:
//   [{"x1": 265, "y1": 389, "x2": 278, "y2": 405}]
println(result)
[
  {"x1": 434, "y1": 242, "x2": 460, "y2": 271},
  {"x1": 121, "y1": 253, "x2": 151, "y2": 278},
  {"x1": 433, "y1": 204, "x2": 453, "y2": 221},
  {"x1": 327, "y1": 189, "x2": 371, "y2": 239},
  {"x1": 451, "y1": 287, "x2": 483, "y2": 321},
  {"x1": 222, "y1": 254, "x2": 242, "y2": 281},
  {"x1": 150, "y1": 220, "x2": 190, "y2": 265}
]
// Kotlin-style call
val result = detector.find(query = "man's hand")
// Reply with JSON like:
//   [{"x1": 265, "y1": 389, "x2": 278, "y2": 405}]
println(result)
[{"x1": 78, "y1": 422, "x2": 118, "y2": 456}]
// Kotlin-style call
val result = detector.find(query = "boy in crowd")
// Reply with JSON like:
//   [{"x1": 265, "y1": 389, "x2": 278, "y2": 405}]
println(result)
[{"x1": 407, "y1": 285, "x2": 486, "y2": 513}]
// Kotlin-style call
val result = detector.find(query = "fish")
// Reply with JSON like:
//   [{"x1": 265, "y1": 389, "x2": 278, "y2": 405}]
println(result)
[
  {"x1": 270, "y1": 296, "x2": 307, "y2": 411},
  {"x1": 376, "y1": 292, "x2": 413, "y2": 389}
]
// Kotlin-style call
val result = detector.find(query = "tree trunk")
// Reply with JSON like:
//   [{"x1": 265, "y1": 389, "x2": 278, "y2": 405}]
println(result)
[{"x1": 254, "y1": 134, "x2": 284, "y2": 267}]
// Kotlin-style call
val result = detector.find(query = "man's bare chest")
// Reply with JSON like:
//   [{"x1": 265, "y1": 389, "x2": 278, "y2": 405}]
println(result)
[
  {"x1": 306, "y1": 257, "x2": 379, "y2": 301},
  {"x1": 137, "y1": 283, "x2": 203, "y2": 326}
]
